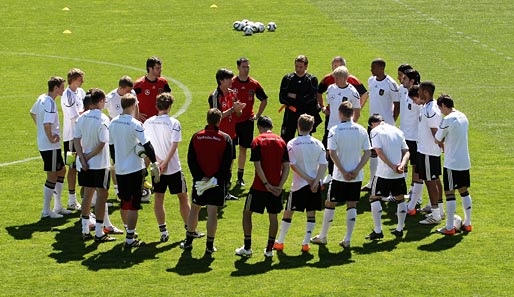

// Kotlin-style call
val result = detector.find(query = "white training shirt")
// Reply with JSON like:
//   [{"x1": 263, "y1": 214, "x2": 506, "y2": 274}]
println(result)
[
  {"x1": 371, "y1": 122, "x2": 409, "y2": 179},
  {"x1": 30, "y1": 94, "x2": 61, "y2": 151},
  {"x1": 143, "y1": 114, "x2": 182, "y2": 175},
  {"x1": 73, "y1": 109, "x2": 110, "y2": 171},
  {"x1": 417, "y1": 100, "x2": 442, "y2": 157},
  {"x1": 368, "y1": 75, "x2": 400, "y2": 125},
  {"x1": 109, "y1": 114, "x2": 148, "y2": 175},
  {"x1": 326, "y1": 83, "x2": 361, "y2": 130},
  {"x1": 104, "y1": 89, "x2": 137, "y2": 119},
  {"x1": 327, "y1": 121, "x2": 371, "y2": 182},
  {"x1": 399, "y1": 91, "x2": 421, "y2": 141},
  {"x1": 287, "y1": 135, "x2": 328, "y2": 192},
  {"x1": 61, "y1": 87, "x2": 85, "y2": 142},
  {"x1": 435, "y1": 110, "x2": 471, "y2": 170}
]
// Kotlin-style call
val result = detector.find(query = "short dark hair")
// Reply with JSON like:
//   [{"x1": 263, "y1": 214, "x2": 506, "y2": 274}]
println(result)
[
  {"x1": 404, "y1": 69, "x2": 421, "y2": 85},
  {"x1": 371, "y1": 58, "x2": 386, "y2": 68},
  {"x1": 215, "y1": 68, "x2": 234, "y2": 85},
  {"x1": 48, "y1": 76, "x2": 65, "y2": 92},
  {"x1": 437, "y1": 94, "x2": 454, "y2": 108},
  {"x1": 207, "y1": 108, "x2": 222, "y2": 125},
  {"x1": 257, "y1": 116, "x2": 273, "y2": 129},
  {"x1": 295, "y1": 55, "x2": 308, "y2": 66},
  {"x1": 368, "y1": 113, "x2": 384, "y2": 127},
  {"x1": 82, "y1": 94, "x2": 93, "y2": 111},
  {"x1": 156, "y1": 92, "x2": 174, "y2": 111},
  {"x1": 88, "y1": 88, "x2": 106, "y2": 105},
  {"x1": 118, "y1": 76, "x2": 133, "y2": 88},
  {"x1": 419, "y1": 81, "x2": 436, "y2": 96},
  {"x1": 298, "y1": 114, "x2": 314, "y2": 132},
  {"x1": 397, "y1": 64, "x2": 412, "y2": 73},
  {"x1": 121, "y1": 93, "x2": 137, "y2": 109},
  {"x1": 146, "y1": 56, "x2": 162, "y2": 73},
  {"x1": 236, "y1": 57, "x2": 249, "y2": 66},
  {"x1": 338, "y1": 101, "x2": 354, "y2": 118},
  {"x1": 408, "y1": 85, "x2": 419, "y2": 98}
]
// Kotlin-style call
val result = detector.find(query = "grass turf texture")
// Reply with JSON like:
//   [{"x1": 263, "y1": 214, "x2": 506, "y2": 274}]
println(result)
[{"x1": 0, "y1": 0, "x2": 513, "y2": 296}]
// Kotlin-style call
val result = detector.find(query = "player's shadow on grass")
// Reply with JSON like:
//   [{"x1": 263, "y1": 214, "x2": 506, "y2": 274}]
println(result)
[
  {"x1": 166, "y1": 250, "x2": 215, "y2": 275},
  {"x1": 417, "y1": 232, "x2": 464, "y2": 252},
  {"x1": 230, "y1": 256, "x2": 274, "y2": 277},
  {"x1": 352, "y1": 237, "x2": 402, "y2": 255},
  {"x1": 82, "y1": 241, "x2": 177, "y2": 271},
  {"x1": 49, "y1": 219, "x2": 100, "y2": 263},
  {"x1": 5, "y1": 214, "x2": 79, "y2": 240},
  {"x1": 309, "y1": 244, "x2": 353, "y2": 268}
]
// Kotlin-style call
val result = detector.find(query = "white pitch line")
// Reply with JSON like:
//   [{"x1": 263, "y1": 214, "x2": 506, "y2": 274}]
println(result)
[
  {"x1": 0, "y1": 51, "x2": 193, "y2": 167},
  {"x1": 392, "y1": 0, "x2": 513, "y2": 61}
]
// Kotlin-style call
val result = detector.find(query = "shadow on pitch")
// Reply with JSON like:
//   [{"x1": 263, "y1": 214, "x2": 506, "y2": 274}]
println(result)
[
  {"x1": 49, "y1": 219, "x2": 100, "y2": 263},
  {"x1": 166, "y1": 250, "x2": 215, "y2": 275},
  {"x1": 82, "y1": 241, "x2": 177, "y2": 271},
  {"x1": 5, "y1": 213, "x2": 79, "y2": 240},
  {"x1": 309, "y1": 244, "x2": 353, "y2": 268},
  {"x1": 417, "y1": 232, "x2": 464, "y2": 252},
  {"x1": 352, "y1": 237, "x2": 402, "y2": 255}
]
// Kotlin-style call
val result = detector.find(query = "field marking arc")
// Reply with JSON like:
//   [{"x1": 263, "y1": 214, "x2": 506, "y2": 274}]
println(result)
[
  {"x1": 0, "y1": 51, "x2": 192, "y2": 167},
  {"x1": 392, "y1": 0, "x2": 512, "y2": 61}
]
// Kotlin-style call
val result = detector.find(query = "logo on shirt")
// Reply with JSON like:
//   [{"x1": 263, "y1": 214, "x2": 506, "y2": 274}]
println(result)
[
  {"x1": 379, "y1": 89, "x2": 385, "y2": 96},
  {"x1": 144, "y1": 89, "x2": 151, "y2": 96},
  {"x1": 342, "y1": 96, "x2": 348, "y2": 102}
]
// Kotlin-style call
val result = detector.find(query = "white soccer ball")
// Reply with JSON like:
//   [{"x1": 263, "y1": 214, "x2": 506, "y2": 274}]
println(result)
[
  {"x1": 233, "y1": 21, "x2": 241, "y2": 30},
  {"x1": 267, "y1": 22, "x2": 277, "y2": 32},
  {"x1": 256, "y1": 22, "x2": 265, "y2": 33},
  {"x1": 243, "y1": 26, "x2": 253, "y2": 36},
  {"x1": 134, "y1": 143, "x2": 147, "y2": 158},
  {"x1": 233, "y1": 21, "x2": 245, "y2": 31},
  {"x1": 453, "y1": 214, "x2": 462, "y2": 231}
]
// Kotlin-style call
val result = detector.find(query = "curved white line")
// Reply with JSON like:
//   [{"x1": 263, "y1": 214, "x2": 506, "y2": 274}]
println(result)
[{"x1": 0, "y1": 51, "x2": 192, "y2": 118}]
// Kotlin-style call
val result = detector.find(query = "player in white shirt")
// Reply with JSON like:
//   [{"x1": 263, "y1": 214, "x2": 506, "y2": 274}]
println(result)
[
  {"x1": 367, "y1": 115, "x2": 410, "y2": 239},
  {"x1": 272, "y1": 114, "x2": 327, "y2": 253},
  {"x1": 435, "y1": 95, "x2": 473, "y2": 234},
  {"x1": 311, "y1": 101, "x2": 371, "y2": 248},
  {"x1": 144, "y1": 93, "x2": 204, "y2": 242},
  {"x1": 60, "y1": 69, "x2": 86, "y2": 211},
  {"x1": 73, "y1": 89, "x2": 119, "y2": 242},
  {"x1": 399, "y1": 70, "x2": 425, "y2": 214},
  {"x1": 361, "y1": 59, "x2": 401, "y2": 192},
  {"x1": 109, "y1": 93, "x2": 161, "y2": 248},
  {"x1": 30, "y1": 77, "x2": 72, "y2": 219},
  {"x1": 416, "y1": 81, "x2": 444, "y2": 225}
]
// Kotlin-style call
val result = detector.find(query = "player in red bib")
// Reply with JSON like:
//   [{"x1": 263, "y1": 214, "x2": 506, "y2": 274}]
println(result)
[{"x1": 134, "y1": 56, "x2": 171, "y2": 122}]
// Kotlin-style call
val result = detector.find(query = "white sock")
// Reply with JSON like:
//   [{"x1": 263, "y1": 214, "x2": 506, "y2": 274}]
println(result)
[
  {"x1": 43, "y1": 186, "x2": 53, "y2": 214},
  {"x1": 431, "y1": 207, "x2": 441, "y2": 221},
  {"x1": 344, "y1": 208, "x2": 357, "y2": 242},
  {"x1": 277, "y1": 220, "x2": 291, "y2": 244},
  {"x1": 53, "y1": 182, "x2": 64, "y2": 210},
  {"x1": 461, "y1": 195, "x2": 472, "y2": 226},
  {"x1": 369, "y1": 157, "x2": 377, "y2": 184},
  {"x1": 446, "y1": 200, "x2": 456, "y2": 230},
  {"x1": 396, "y1": 201, "x2": 407, "y2": 231},
  {"x1": 319, "y1": 208, "x2": 335, "y2": 238},
  {"x1": 370, "y1": 201, "x2": 382, "y2": 233},
  {"x1": 103, "y1": 203, "x2": 113, "y2": 228},
  {"x1": 438, "y1": 202, "x2": 445, "y2": 217},
  {"x1": 126, "y1": 229, "x2": 136, "y2": 243},
  {"x1": 68, "y1": 193, "x2": 77, "y2": 205},
  {"x1": 81, "y1": 217, "x2": 90, "y2": 234},
  {"x1": 409, "y1": 183, "x2": 423, "y2": 210},
  {"x1": 303, "y1": 221, "x2": 316, "y2": 245},
  {"x1": 95, "y1": 222, "x2": 104, "y2": 237}
]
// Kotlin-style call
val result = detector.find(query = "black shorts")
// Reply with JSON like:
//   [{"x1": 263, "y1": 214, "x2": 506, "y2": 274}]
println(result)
[
  {"x1": 234, "y1": 120, "x2": 254, "y2": 149},
  {"x1": 443, "y1": 168, "x2": 470, "y2": 191},
  {"x1": 78, "y1": 168, "x2": 110, "y2": 189},
  {"x1": 328, "y1": 180, "x2": 362, "y2": 203},
  {"x1": 116, "y1": 169, "x2": 145, "y2": 210},
  {"x1": 39, "y1": 149, "x2": 64, "y2": 172},
  {"x1": 153, "y1": 171, "x2": 187, "y2": 194},
  {"x1": 416, "y1": 153, "x2": 441, "y2": 181},
  {"x1": 244, "y1": 188, "x2": 283, "y2": 214},
  {"x1": 191, "y1": 181, "x2": 225, "y2": 207},
  {"x1": 406, "y1": 140, "x2": 417, "y2": 166},
  {"x1": 63, "y1": 140, "x2": 76, "y2": 167},
  {"x1": 371, "y1": 177, "x2": 407, "y2": 198},
  {"x1": 285, "y1": 184, "x2": 322, "y2": 212}
]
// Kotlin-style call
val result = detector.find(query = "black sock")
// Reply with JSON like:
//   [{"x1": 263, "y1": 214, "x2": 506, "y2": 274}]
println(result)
[
  {"x1": 159, "y1": 224, "x2": 167, "y2": 232},
  {"x1": 185, "y1": 231, "x2": 195, "y2": 245},
  {"x1": 206, "y1": 236, "x2": 214, "y2": 249},
  {"x1": 266, "y1": 237, "x2": 275, "y2": 252},
  {"x1": 237, "y1": 169, "x2": 244, "y2": 181},
  {"x1": 244, "y1": 235, "x2": 251, "y2": 250}
]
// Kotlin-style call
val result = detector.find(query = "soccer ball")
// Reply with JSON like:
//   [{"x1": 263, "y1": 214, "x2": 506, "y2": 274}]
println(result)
[
  {"x1": 233, "y1": 21, "x2": 244, "y2": 31},
  {"x1": 267, "y1": 22, "x2": 277, "y2": 32},
  {"x1": 134, "y1": 143, "x2": 147, "y2": 158},
  {"x1": 243, "y1": 26, "x2": 253, "y2": 36},
  {"x1": 256, "y1": 22, "x2": 265, "y2": 33},
  {"x1": 453, "y1": 214, "x2": 462, "y2": 231}
]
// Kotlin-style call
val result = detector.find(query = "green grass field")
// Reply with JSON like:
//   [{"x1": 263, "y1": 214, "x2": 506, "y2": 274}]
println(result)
[{"x1": 1, "y1": 0, "x2": 513, "y2": 296}]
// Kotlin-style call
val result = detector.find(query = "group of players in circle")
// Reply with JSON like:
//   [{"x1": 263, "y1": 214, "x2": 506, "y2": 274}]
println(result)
[{"x1": 30, "y1": 55, "x2": 472, "y2": 256}]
